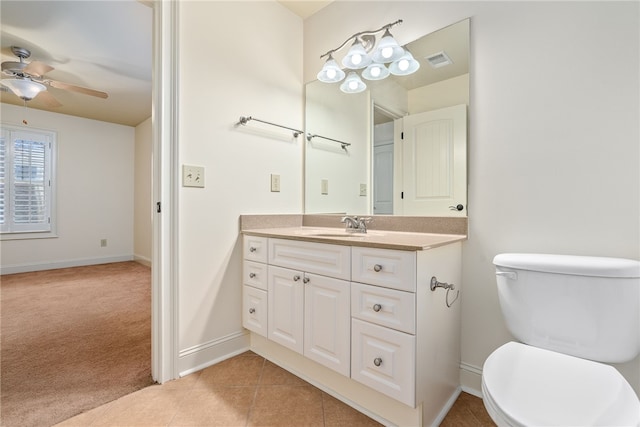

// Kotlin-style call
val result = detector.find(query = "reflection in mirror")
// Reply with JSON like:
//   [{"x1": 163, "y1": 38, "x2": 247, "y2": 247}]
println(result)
[{"x1": 305, "y1": 19, "x2": 469, "y2": 217}]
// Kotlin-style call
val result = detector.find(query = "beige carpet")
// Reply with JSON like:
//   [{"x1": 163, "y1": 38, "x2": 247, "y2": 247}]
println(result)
[{"x1": 1, "y1": 261, "x2": 153, "y2": 427}]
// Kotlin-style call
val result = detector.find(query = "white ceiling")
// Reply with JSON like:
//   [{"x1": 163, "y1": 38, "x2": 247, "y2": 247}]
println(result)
[
  {"x1": 277, "y1": 1, "x2": 333, "y2": 19},
  {"x1": 0, "y1": 1, "x2": 152, "y2": 127}
]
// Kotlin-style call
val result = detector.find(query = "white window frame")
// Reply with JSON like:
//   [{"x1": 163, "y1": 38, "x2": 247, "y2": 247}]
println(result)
[{"x1": 1, "y1": 124, "x2": 57, "y2": 240}]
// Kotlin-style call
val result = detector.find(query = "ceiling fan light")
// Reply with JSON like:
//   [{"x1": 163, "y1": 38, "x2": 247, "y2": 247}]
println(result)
[
  {"x1": 389, "y1": 50, "x2": 420, "y2": 76},
  {"x1": 372, "y1": 29, "x2": 405, "y2": 63},
  {"x1": 317, "y1": 55, "x2": 346, "y2": 83},
  {"x1": 342, "y1": 40, "x2": 372, "y2": 70},
  {"x1": 340, "y1": 72, "x2": 366, "y2": 94},
  {"x1": 0, "y1": 78, "x2": 46, "y2": 100},
  {"x1": 362, "y1": 63, "x2": 390, "y2": 81}
]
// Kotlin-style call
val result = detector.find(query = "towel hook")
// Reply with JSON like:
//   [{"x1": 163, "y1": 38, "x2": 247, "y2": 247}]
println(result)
[{"x1": 430, "y1": 276, "x2": 460, "y2": 308}]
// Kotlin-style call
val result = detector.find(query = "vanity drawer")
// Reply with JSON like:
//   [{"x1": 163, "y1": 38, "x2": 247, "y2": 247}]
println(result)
[
  {"x1": 243, "y1": 285, "x2": 267, "y2": 337},
  {"x1": 352, "y1": 247, "x2": 416, "y2": 292},
  {"x1": 351, "y1": 318, "x2": 416, "y2": 407},
  {"x1": 244, "y1": 235, "x2": 268, "y2": 263},
  {"x1": 269, "y1": 238, "x2": 351, "y2": 280},
  {"x1": 243, "y1": 260, "x2": 267, "y2": 290},
  {"x1": 351, "y1": 282, "x2": 415, "y2": 334}
]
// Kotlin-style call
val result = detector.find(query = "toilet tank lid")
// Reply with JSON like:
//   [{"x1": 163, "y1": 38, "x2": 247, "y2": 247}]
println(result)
[{"x1": 493, "y1": 253, "x2": 640, "y2": 278}]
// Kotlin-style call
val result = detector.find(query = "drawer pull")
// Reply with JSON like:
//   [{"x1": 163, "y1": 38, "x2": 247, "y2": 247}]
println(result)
[
  {"x1": 373, "y1": 264, "x2": 383, "y2": 272},
  {"x1": 249, "y1": 308, "x2": 256, "y2": 314},
  {"x1": 373, "y1": 357, "x2": 382, "y2": 367},
  {"x1": 249, "y1": 272, "x2": 256, "y2": 278},
  {"x1": 293, "y1": 275, "x2": 301, "y2": 281},
  {"x1": 249, "y1": 246, "x2": 257, "y2": 253},
  {"x1": 303, "y1": 277, "x2": 310, "y2": 284},
  {"x1": 373, "y1": 303, "x2": 382, "y2": 312}
]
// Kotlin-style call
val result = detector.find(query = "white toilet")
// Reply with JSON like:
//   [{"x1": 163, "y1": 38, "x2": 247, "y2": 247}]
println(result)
[{"x1": 482, "y1": 253, "x2": 640, "y2": 426}]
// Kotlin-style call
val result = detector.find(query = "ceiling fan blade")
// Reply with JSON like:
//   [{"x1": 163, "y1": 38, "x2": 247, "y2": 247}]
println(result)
[
  {"x1": 23, "y1": 61, "x2": 54, "y2": 77},
  {"x1": 37, "y1": 90, "x2": 62, "y2": 108},
  {"x1": 47, "y1": 79, "x2": 108, "y2": 99}
]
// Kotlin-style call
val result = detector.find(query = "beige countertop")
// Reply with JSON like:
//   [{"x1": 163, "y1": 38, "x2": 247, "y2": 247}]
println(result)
[{"x1": 242, "y1": 226, "x2": 466, "y2": 251}]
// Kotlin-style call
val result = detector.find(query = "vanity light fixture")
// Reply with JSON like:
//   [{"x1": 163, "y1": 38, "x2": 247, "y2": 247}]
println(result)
[
  {"x1": 388, "y1": 48, "x2": 420, "y2": 76},
  {"x1": 340, "y1": 72, "x2": 367, "y2": 94},
  {"x1": 317, "y1": 19, "x2": 418, "y2": 93}
]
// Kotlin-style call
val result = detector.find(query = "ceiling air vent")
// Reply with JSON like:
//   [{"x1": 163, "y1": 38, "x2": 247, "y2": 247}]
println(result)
[{"x1": 425, "y1": 51, "x2": 453, "y2": 68}]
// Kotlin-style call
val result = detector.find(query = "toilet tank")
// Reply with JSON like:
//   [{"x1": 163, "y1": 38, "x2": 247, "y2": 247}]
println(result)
[{"x1": 493, "y1": 253, "x2": 640, "y2": 363}]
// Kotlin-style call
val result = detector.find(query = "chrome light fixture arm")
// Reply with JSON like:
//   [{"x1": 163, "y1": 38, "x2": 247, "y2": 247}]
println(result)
[{"x1": 319, "y1": 19, "x2": 403, "y2": 59}]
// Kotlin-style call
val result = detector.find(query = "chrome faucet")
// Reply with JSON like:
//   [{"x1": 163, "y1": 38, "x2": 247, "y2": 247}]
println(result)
[{"x1": 341, "y1": 216, "x2": 372, "y2": 233}]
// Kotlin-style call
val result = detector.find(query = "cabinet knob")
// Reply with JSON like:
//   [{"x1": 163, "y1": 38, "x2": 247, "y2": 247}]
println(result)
[
  {"x1": 249, "y1": 272, "x2": 256, "y2": 278},
  {"x1": 249, "y1": 308, "x2": 256, "y2": 314},
  {"x1": 373, "y1": 357, "x2": 382, "y2": 367},
  {"x1": 249, "y1": 246, "x2": 257, "y2": 253},
  {"x1": 303, "y1": 277, "x2": 310, "y2": 284},
  {"x1": 293, "y1": 275, "x2": 301, "y2": 281},
  {"x1": 373, "y1": 264, "x2": 383, "y2": 272},
  {"x1": 373, "y1": 303, "x2": 382, "y2": 312}
]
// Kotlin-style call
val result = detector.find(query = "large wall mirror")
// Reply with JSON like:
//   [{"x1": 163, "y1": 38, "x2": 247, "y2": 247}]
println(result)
[{"x1": 305, "y1": 19, "x2": 469, "y2": 217}]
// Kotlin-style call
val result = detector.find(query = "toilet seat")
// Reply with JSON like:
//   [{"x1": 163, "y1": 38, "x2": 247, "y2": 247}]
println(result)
[{"x1": 482, "y1": 342, "x2": 640, "y2": 427}]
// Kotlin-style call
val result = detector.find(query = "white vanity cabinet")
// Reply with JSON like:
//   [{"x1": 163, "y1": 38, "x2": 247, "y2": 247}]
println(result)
[
  {"x1": 243, "y1": 233, "x2": 462, "y2": 426},
  {"x1": 248, "y1": 237, "x2": 352, "y2": 376},
  {"x1": 242, "y1": 236, "x2": 269, "y2": 337},
  {"x1": 350, "y1": 244, "x2": 462, "y2": 412}
]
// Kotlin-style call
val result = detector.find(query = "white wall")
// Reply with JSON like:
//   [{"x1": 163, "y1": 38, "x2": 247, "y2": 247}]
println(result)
[
  {"x1": 134, "y1": 117, "x2": 152, "y2": 266},
  {"x1": 304, "y1": 1, "x2": 640, "y2": 395},
  {"x1": 176, "y1": 1, "x2": 303, "y2": 372},
  {"x1": 0, "y1": 104, "x2": 135, "y2": 273}
]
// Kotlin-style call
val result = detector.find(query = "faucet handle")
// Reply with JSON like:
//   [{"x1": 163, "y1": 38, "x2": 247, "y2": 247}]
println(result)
[{"x1": 358, "y1": 217, "x2": 372, "y2": 226}]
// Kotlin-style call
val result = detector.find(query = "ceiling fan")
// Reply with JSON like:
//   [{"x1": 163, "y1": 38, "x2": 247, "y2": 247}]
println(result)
[{"x1": 1, "y1": 46, "x2": 108, "y2": 107}]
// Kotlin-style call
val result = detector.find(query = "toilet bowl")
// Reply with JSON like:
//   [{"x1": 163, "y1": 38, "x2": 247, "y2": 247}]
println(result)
[
  {"x1": 484, "y1": 253, "x2": 640, "y2": 427},
  {"x1": 482, "y1": 342, "x2": 640, "y2": 426}
]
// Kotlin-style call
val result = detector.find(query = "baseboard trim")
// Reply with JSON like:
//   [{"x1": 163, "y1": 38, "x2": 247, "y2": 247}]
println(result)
[
  {"x1": 178, "y1": 331, "x2": 250, "y2": 377},
  {"x1": 134, "y1": 254, "x2": 152, "y2": 267},
  {"x1": 460, "y1": 361, "x2": 483, "y2": 398},
  {"x1": 0, "y1": 255, "x2": 135, "y2": 275}
]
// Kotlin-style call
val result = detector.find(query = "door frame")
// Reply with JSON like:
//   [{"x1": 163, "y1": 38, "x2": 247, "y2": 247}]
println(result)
[{"x1": 151, "y1": 0, "x2": 179, "y2": 383}]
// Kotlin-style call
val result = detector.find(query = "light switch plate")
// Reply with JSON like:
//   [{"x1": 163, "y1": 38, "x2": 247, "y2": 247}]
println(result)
[
  {"x1": 270, "y1": 174, "x2": 281, "y2": 192},
  {"x1": 183, "y1": 165, "x2": 205, "y2": 188},
  {"x1": 360, "y1": 183, "x2": 367, "y2": 196},
  {"x1": 321, "y1": 179, "x2": 329, "y2": 195}
]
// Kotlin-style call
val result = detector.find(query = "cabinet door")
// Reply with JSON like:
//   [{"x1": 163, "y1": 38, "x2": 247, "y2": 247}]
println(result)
[
  {"x1": 304, "y1": 273, "x2": 350, "y2": 377},
  {"x1": 268, "y1": 265, "x2": 304, "y2": 354},
  {"x1": 243, "y1": 285, "x2": 267, "y2": 337},
  {"x1": 351, "y1": 318, "x2": 416, "y2": 407}
]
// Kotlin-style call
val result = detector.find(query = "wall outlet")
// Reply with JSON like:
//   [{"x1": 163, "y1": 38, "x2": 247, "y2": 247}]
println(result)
[
  {"x1": 183, "y1": 165, "x2": 205, "y2": 188},
  {"x1": 270, "y1": 174, "x2": 281, "y2": 192},
  {"x1": 100, "y1": 239, "x2": 107, "y2": 247},
  {"x1": 360, "y1": 183, "x2": 367, "y2": 196},
  {"x1": 321, "y1": 179, "x2": 329, "y2": 195}
]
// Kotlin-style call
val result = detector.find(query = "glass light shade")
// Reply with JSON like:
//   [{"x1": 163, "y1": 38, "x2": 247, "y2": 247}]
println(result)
[
  {"x1": 340, "y1": 72, "x2": 366, "y2": 94},
  {"x1": 317, "y1": 55, "x2": 345, "y2": 83},
  {"x1": 1, "y1": 78, "x2": 46, "y2": 100},
  {"x1": 341, "y1": 40, "x2": 372, "y2": 70},
  {"x1": 371, "y1": 29, "x2": 405, "y2": 63},
  {"x1": 389, "y1": 50, "x2": 420, "y2": 76},
  {"x1": 362, "y1": 63, "x2": 390, "y2": 81}
]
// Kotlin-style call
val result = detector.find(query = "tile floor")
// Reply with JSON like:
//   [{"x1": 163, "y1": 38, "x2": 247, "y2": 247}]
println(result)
[{"x1": 56, "y1": 351, "x2": 495, "y2": 427}]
